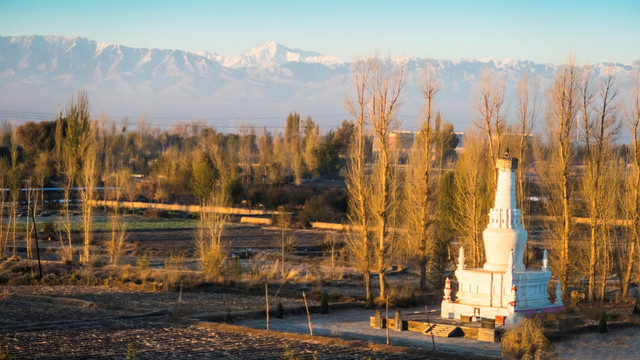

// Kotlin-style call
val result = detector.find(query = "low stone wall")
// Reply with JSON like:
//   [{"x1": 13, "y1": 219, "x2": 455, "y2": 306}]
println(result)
[
  {"x1": 310, "y1": 222, "x2": 354, "y2": 231},
  {"x1": 90, "y1": 200, "x2": 282, "y2": 216},
  {"x1": 240, "y1": 217, "x2": 273, "y2": 225}
]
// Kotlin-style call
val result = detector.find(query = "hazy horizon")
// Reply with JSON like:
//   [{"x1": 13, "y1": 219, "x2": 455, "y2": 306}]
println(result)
[{"x1": 1, "y1": 0, "x2": 639, "y2": 65}]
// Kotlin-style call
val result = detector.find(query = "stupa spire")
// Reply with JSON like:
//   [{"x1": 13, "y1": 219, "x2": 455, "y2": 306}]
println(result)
[{"x1": 483, "y1": 156, "x2": 527, "y2": 271}]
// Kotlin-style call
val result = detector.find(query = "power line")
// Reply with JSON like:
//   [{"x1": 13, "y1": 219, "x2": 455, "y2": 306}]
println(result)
[
  {"x1": 0, "y1": 109, "x2": 442, "y2": 133},
  {"x1": 0, "y1": 109, "x2": 353, "y2": 131}
]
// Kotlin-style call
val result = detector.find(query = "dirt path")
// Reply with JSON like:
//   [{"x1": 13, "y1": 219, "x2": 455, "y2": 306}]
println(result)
[{"x1": 237, "y1": 306, "x2": 503, "y2": 359}]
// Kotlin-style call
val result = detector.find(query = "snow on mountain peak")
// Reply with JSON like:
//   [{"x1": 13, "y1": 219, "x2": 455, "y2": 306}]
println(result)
[{"x1": 222, "y1": 41, "x2": 344, "y2": 69}]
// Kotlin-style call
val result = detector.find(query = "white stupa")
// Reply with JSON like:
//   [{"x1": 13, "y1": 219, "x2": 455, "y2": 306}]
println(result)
[{"x1": 440, "y1": 156, "x2": 562, "y2": 326}]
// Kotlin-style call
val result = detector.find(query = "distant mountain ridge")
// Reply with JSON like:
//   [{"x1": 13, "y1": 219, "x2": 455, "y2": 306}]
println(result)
[{"x1": 0, "y1": 35, "x2": 636, "y2": 131}]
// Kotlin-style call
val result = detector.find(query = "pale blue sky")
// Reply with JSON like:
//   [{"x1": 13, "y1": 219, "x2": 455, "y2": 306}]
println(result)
[{"x1": 0, "y1": 0, "x2": 638, "y2": 64}]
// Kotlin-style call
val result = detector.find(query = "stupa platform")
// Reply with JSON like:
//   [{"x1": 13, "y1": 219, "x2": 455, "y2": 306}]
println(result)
[{"x1": 370, "y1": 309, "x2": 504, "y2": 342}]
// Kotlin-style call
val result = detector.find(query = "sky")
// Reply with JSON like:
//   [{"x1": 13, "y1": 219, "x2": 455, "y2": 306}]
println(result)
[{"x1": 1, "y1": 0, "x2": 638, "y2": 65}]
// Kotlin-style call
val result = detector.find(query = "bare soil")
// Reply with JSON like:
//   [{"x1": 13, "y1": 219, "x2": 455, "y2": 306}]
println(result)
[
  {"x1": 93, "y1": 224, "x2": 336, "y2": 258},
  {"x1": 0, "y1": 285, "x2": 461, "y2": 359}
]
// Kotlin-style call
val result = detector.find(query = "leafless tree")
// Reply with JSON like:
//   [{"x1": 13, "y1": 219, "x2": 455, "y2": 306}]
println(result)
[
  {"x1": 0, "y1": 159, "x2": 8, "y2": 258},
  {"x1": 106, "y1": 168, "x2": 130, "y2": 265},
  {"x1": 31, "y1": 152, "x2": 50, "y2": 234},
  {"x1": 276, "y1": 212, "x2": 293, "y2": 279},
  {"x1": 537, "y1": 60, "x2": 579, "y2": 300},
  {"x1": 285, "y1": 112, "x2": 303, "y2": 185},
  {"x1": 57, "y1": 91, "x2": 91, "y2": 263},
  {"x1": 404, "y1": 61, "x2": 440, "y2": 289},
  {"x1": 256, "y1": 128, "x2": 274, "y2": 183},
  {"x1": 473, "y1": 68, "x2": 506, "y2": 169},
  {"x1": 515, "y1": 73, "x2": 540, "y2": 221},
  {"x1": 621, "y1": 69, "x2": 640, "y2": 299},
  {"x1": 302, "y1": 116, "x2": 321, "y2": 177},
  {"x1": 196, "y1": 184, "x2": 229, "y2": 280},
  {"x1": 238, "y1": 124, "x2": 257, "y2": 184},
  {"x1": 580, "y1": 68, "x2": 620, "y2": 300},
  {"x1": 452, "y1": 131, "x2": 492, "y2": 267},
  {"x1": 344, "y1": 57, "x2": 374, "y2": 302},
  {"x1": 79, "y1": 126, "x2": 99, "y2": 264},
  {"x1": 8, "y1": 129, "x2": 21, "y2": 259},
  {"x1": 24, "y1": 179, "x2": 34, "y2": 258},
  {"x1": 369, "y1": 55, "x2": 406, "y2": 300}
]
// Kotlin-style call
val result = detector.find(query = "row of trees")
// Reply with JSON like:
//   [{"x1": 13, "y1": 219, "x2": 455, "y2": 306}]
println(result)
[
  {"x1": 0, "y1": 87, "x2": 457, "y2": 268},
  {"x1": 539, "y1": 61, "x2": 640, "y2": 302},
  {"x1": 3, "y1": 54, "x2": 637, "y2": 306},
  {"x1": 342, "y1": 55, "x2": 640, "y2": 304}
]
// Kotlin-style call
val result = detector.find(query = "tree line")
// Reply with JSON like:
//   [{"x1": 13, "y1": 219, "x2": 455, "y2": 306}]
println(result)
[
  {"x1": 342, "y1": 55, "x2": 640, "y2": 306},
  {"x1": 1, "y1": 55, "x2": 639, "y2": 307}
]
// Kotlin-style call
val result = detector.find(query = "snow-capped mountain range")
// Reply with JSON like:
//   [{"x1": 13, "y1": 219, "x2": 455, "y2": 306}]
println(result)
[{"x1": 0, "y1": 35, "x2": 636, "y2": 132}]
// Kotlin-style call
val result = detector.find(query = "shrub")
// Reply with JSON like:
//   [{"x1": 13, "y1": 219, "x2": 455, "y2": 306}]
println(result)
[
  {"x1": 126, "y1": 343, "x2": 136, "y2": 360},
  {"x1": 275, "y1": 302, "x2": 284, "y2": 319},
  {"x1": 137, "y1": 254, "x2": 151, "y2": 270},
  {"x1": 41, "y1": 221, "x2": 57, "y2": 241},
  {"x1": 142, "y1": 208, "x2": 168, "y2": 219},
  {"x1": 224, "y1": 309, "x2": 233, "y2": 324},
  {"x1": 320, "y1": 292, "x2": 329, "y2": 314},
  {"x1": 40, "y1": 273, "x2": 58, "y2": 285},
  {"x1": 223, "y1": 256, "x2": 242, "y2": 280},
  {"x1": 0, "y1": 343, "x2": 11, "y2": 360},
  {"x1": 385, "y1": 281, "x2": 417, "y2": 308},
  {"x1": 7, "y1": 274, "x2": 29, "y2": 285},
  {"x1": 598, "y1": 312, "x2": 607, "y2": 333},
  {"x1": 298, "y1": 189, "x2": 347, "y2": 225},
  {"x1": 502, "y1": 317, "x2": 550, "y2": 360}
]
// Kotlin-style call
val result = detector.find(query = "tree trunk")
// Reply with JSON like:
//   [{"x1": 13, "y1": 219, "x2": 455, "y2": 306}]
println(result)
[
  {"x1": 364, "y1": 271, "x2": 371, "y2": 301},
  {"x1": 561, "y1": 169, "x2": 570, "y2": 301},
  {"x1": 379, "y1": 271, "x2": 387, "y2": 301},
  {"x1": 622, "y1": 237, "x2": 637, "y2": 299},
  {"x1": 588, "y1": 219, "x2": 597, "y2": 301}
]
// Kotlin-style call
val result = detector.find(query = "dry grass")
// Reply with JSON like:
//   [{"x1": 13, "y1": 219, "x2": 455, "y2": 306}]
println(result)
[{"x1": 502, "y1": 316, "x2": 551, "y2": 360}]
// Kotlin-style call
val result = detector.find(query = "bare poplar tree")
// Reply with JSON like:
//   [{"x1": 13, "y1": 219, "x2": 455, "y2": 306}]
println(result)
[
  {"x1": 369, "y1": 55, "x2": 406, "y2": 300},
  {"x1": 473, "y1": 68, "x2": 506, "y2": 168},
  {"x1": 8, "y1": 129, "x2": 21, "y2": 259},
  {"x1": 32, "y1": 152, "x2": 50, "y2": 239},
  {"x1": 79, "y1": 127, "x2": 98, "y2": 264},
  {"x1": 24, "y1": 179, "x2": 34, "y2": 258},
  {"x1": 344, "y1": 58, "x2": 374, "y2": 303},
  {"x1": 581, "y1": 68, "x2": 620, "y2": 300},
  {"x1": 452, "y1": 132, "x2": 492, "y2": 267},
  {"x1": 515, "y1": 73, "x2": 540, "y2": 220},
  {"x1": 257, "y1": 128, "x2": 274, "y2": 184},
  {"x1": 621, "y1": 69, "x2": 640, "y2": 299},
  {"x1": 405, "y1": 61, "x2": 440, "y2": 290},
  {"x1": 238, "y1": 125, "x2": 257, "y2": 184},
  {"x1": 285, "y1": 112, "x2": 303, "y2": 185},
  {"x1": 196, "y1": 178, "x2": 229, "y2": 280},
  {"x1": 276, "y1": 212, "x2": 293, "y2": 279},
  {"x1": 107, "y1": 168, "x2": 130, "y2": 266},
  {"x1": 537, "y1": 60, "x2": 579, "y2": 300},
  {"x1": 59, "y1": 91, "x2": 91, "y2": 263},
  {"x1": 0, "y1": 159, "x2": 7, "y2": 257},
  {"x1": 302, "y1": 116, "x2": 321, "y2": 177}
]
